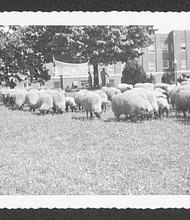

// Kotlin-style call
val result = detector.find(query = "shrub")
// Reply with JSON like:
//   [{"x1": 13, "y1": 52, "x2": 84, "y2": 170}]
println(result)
[{"x1": 121, "y1": 59, "x2": 148, "y2": 85}]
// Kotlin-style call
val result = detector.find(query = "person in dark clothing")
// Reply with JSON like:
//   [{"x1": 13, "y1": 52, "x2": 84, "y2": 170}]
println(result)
[
  {"x1": 100, "y1": 68, "x2": 109, "y2": 87},
  {"x1": 149, "y1": 73, "x2": 155, "y2": 83}
]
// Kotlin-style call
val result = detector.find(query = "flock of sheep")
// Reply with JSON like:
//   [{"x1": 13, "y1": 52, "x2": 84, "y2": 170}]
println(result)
[{"x1": 1, "y1": 80, "x2": 190, "y2": 121}]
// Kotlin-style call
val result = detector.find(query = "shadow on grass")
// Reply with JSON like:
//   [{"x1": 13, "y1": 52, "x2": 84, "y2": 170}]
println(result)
[
  {"x1": 103, "y1": 117, "x2": 143, "y2": 123},
  {"x1": 71, "y1": 116, "x2": 88, "y2": 121},
  {"x1": 173, "y1": 117, "x2": 190, "y2": 125}
]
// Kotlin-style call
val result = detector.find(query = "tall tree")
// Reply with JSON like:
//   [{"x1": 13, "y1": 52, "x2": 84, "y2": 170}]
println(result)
[
  {"x1": 44, "y1": 25, "x2": 155, "y2": 87},
  {"x1": 0, "y1": 25, "x2": 51, "y2": 87}
]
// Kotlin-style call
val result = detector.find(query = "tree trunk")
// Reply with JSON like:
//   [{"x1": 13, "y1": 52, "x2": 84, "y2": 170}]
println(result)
[{"x1": 93, "y1": 64, "x2": 99, "y2": 88}]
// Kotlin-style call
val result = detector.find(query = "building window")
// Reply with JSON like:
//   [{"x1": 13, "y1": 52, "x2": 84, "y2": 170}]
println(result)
[
  {"x1": 149, "y1": 61, "x2": 155, "y2": 70},
  {"x1": 181, "y1": 60, "x2": 187, "y2": 70},
  {"x1": 162, "y1": 44, "x2": 168, "y2": 53},
  {"x1": 163, "y1": 60, "x2": 169, "y2": 69},
  {"x1": 181, "y1": 43, "x2": 186, "y2": 51},
  {"x1": 148, "y1": 45, "x2": 155, "y2": 53},
  {"x1": 54, "y1": 81, "x2": 60, "y2": 88}
]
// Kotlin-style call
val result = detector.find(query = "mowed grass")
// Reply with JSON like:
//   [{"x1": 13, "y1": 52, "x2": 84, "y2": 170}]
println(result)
[{"x1": 0, "y1": 97, "x2": 190, "y2": 195}]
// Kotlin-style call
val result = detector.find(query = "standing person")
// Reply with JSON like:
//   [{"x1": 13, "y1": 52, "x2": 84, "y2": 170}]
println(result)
[
  {"x1": 88, "y1": 72, "x2": 92, "y2": 89},
  {"x1": 100, "y1": 68, "x2": 109, "y2": 87},
  {"x1": 149, "y1": 73, "x2": 155, "y2": 83}
]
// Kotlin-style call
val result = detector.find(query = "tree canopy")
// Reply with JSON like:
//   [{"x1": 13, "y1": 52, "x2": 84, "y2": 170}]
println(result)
[
  {"x1": 0, "y1": 25, "x2": 155, "y2": 87},
  {"x1": 0, "y1": 26, "x2": 51, "y2": 87}
]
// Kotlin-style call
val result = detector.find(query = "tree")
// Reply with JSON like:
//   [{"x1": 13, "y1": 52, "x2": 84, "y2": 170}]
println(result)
[
  {"x1": 0, "y1": 25, "x2": 51, "y2": 87},
  {"x1": 121, "y1": 59, "x2": 148, "y2": 85},
  {"x1": 41, "y1": 25, "x2": 155, "y2": 87}
]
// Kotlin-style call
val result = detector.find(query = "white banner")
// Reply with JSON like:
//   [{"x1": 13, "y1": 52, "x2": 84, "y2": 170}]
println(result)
[{"x1": 53, "y1": 57, "x2": 88, "y2": 77}]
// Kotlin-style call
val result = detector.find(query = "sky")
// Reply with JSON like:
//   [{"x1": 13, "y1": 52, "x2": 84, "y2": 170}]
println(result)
[{"x1": 0, "y1": 12, "x2": 190, "y2": 34}]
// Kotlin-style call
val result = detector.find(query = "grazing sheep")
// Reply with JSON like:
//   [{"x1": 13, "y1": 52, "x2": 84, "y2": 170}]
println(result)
[
  {"x1": 94, "y1": 90, "x2": 110, "y2": 111},
  {"x1": 111, "y1": 90, "x2": 153, "y2": 122},
  {"x1": 154, "y1": 83, "x2": 170, "y2": 91},
  {"x1": 12, "y1": 89, "x2": 28, "y2": 110},
  {"x1": 0, "y1": 87, "x2": 10, "y2": 105},
  {"x1": 81, "y1": 91, "x2": 102, "y2": 119},
  {"x1": 132, "y1": 88, "x2": 159, "y2": 117},
  {"x1": 47, "y1": 89, "x2": 65, "y2": 114},
  {"x1": 116, "y1": 83, "x2": 133, "y2": 93},
  {"x1": 65, "y1": 96, "x2": 77, "y2": 112},
  {"x1": 157, "y1": 97, "x2": 170, "y2": 118},
  {"x1": 168, "y1": 86, "x2": 179, "y2": 109},
  {"x1": 74, "y1": 90, "x2": 88, "y2": 111},
  {"x1": 152, "y1": 90, "x2": 167, "y2": 99},
  {"x1": 180, "y1": 80, "x2": 190, "y2": 86},
  {"x1": 175, "y1": 89, "x2": 190, "y2": 118},
  {"x1": 37, "y1": 90, "x2": 53, "y2": 114},
  {"x1": 165, "y1": 84, "x2": 176, "y2": 94},
  {"x1": 101, "y1": 87, "x2": 121, "y2": 101},
  {"x1": 25, "y1": 89, "x2": 40, "y2": 111},
  {"x1": 134, "y1": 83, "x2": 154, "y2": 90},
  {"x1": 154, "y1": 88, "x2": 166, "y2": 94}
]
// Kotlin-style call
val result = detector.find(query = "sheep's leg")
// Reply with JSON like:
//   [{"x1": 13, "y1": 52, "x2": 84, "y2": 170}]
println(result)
[
  {"x1": 86, "y1": 111, "x2": 88, "y2": 119},
  {"x1": 158, "y1": 109, "x2": 162, "y2": 118},
  {"x1": 183, "y1": 110, "x2": 187, "y2": 119},
  {"x1": 90, "y1": 112, "x2": 93, "y2": 119},
  {"x1": 65, "y1": 105, "x2": 68, "y2": 112}
]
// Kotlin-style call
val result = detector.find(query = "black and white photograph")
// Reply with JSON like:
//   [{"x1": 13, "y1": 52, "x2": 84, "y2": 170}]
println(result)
[{"x1": 0, "y1": 12, "x2": 190, "y2": 214}]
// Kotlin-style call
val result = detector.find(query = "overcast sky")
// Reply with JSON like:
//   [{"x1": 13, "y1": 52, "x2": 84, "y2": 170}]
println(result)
[{"x1": 0, "y1": 12, "x2": 190, "y2": 34}]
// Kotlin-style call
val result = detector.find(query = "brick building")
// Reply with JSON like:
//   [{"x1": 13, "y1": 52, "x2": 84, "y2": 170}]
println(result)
[
  {"x1": 41, "y1": 30, "x2": 190, "y2": 89},
  {"x1": 139, "y1": 30, "x2": 190, "y2": 83}
]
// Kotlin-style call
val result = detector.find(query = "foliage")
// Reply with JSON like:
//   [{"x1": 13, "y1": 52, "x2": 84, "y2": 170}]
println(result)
[
  {"x1": 0, "y1": 26, "x2": 51, "y2": 87},
  {"x1": 44, "y1": 25, "x2": 154, "y2": 87},
  {"x1": 0, "y1": 25, "x2": 155, "y2": 87},
  {"x1": 121, "y1": 59, "x2": 148, "y2": 85}
]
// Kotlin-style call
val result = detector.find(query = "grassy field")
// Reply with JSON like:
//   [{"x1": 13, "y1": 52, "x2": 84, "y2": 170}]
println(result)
[{"x1": 0, "y1": 96, "x2": 190, "y2": 195}]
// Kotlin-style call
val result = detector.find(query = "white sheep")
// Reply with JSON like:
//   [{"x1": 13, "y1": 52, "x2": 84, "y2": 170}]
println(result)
[
  {"x1": 25, "y1": 89, "x2": 40, "y2": 111},
  {"x1": 116, "y1": 83, "x2": 133, "y2": 93},
  {"x1": 111, "y1": 90, "x2": 153, "y2": 122},
  {"x1": 11, "y1": 89, "x2": 28, "y2": 110},
  {"x1": 132, "y1": 88, "x2": 159, "y2": 118},
  {"x1": 47, "y1": 89, "x2": 65, "y2": 114},
  {"x1": 65, "y1": 96, "x2": 77, "y2": 112},
  {"x1": 174, "y1": 89, "x2": 190, "y2": 118},
  {"x1": 37, "y1": 90, "x2": 53, "y2": 114},
  {"x1": 81, "y1": 91, "x2": 102, "y2": 119},
  {"x1": 74, "y1": 90, "x2": 88, "y2": 111},
  {"x1": 101, "y1": 86, "x2": 121, "y2": 101},
  {"x1": 154, "y1": 83, "x2": 171, "y2": 91},
  {"x1": 94, "y1": 90, "x2": 110, "y2": 112},
  {"x1": 134, "y1": 83, "x2": 154, "y2": 90},
  {"x1": 157, "y1": 97, "x2": 170, "y2": 118},
  {"x1": 154, "y1": 87, "x2": 166, "y2": 94}
]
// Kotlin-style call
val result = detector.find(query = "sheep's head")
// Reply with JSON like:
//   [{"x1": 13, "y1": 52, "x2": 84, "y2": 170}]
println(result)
[{"x1": 94, "y1": 111, "x2": 102, "y2": 119}]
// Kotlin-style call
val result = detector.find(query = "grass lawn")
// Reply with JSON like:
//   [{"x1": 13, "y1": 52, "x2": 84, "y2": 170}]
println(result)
[{"x1": 0, "y1": 96, "x2": 190, "y2": 195}]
